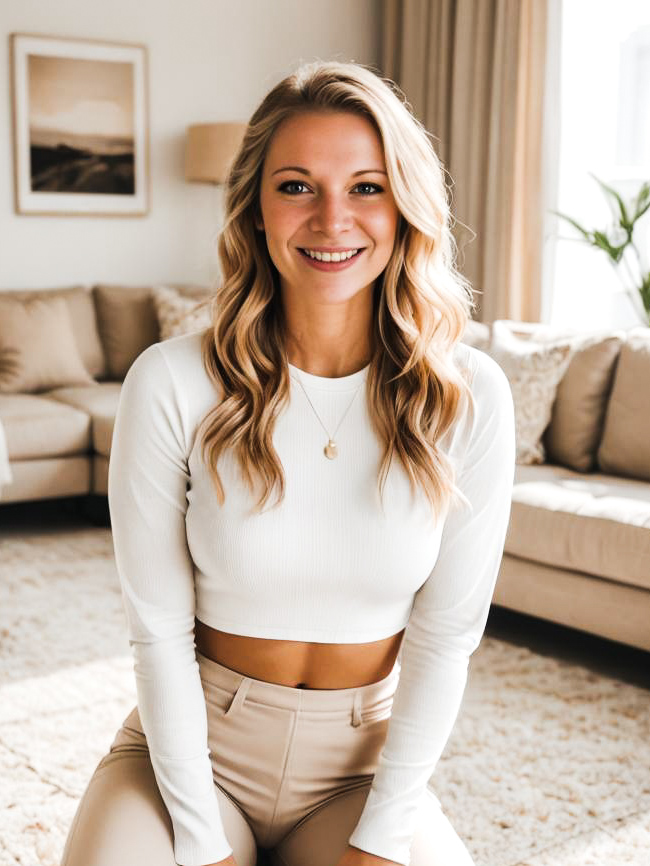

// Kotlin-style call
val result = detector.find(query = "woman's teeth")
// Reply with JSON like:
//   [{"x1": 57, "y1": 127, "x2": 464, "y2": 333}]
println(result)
[{"x1": 301, "y1": 249, "x2": 360, "y2": 262}]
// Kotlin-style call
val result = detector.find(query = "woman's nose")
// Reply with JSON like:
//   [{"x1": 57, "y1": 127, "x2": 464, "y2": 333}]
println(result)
[{"x1": 308, "y1": 193, "x2": 353, "y2": 237}]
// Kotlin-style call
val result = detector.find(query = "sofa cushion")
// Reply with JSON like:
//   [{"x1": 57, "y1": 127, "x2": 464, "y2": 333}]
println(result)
[
  {"x1": 487, "y1": 322, "x2": 574, "y2": 464},
  {"x1": 0, "y1": 393, "x2": 91, "y2": 460},
  {"x1": 543, "y1": 334, "x2": 624, "y2": 472},
  {"x1": 2, "y1": 456, "x2": 90, "y2": 502},
  {"x1": 152, "y1": 285, "x2": 213, "y2": 340},
  {"x1": 93, "y1": 285, "x2": 160, "y2": 380},
  {"x1": 0, "y1": 296, "x2": 96, "y2": 393},
  {"x1": 94, "y1": 284, "x2": 211, "y2": 379},
  {"x1": 92, "y1": 414, "x2": 115, "y2": 458},
  {"x1": 597, "y1": 329, "x2": 650, "y2": 482},
  {"x1": 506, "y1": 463, "x2": 650, "y2": 591},
  {"x1": 47, "y1": 383, "x2": 121, "y2": 458},
  {"x1": 1, "y1": 286, "x2": 106, "y2": 379}
]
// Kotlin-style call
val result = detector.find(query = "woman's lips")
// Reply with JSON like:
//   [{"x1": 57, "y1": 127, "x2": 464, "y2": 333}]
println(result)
[{"x1": 297, "y1": 248, "x2": 365, "y2": 271}]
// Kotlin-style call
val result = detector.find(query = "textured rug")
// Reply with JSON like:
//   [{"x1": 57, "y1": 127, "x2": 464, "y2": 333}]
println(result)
[{"x1": 0, "y1": 522, "x2": 649, "y2": 866}]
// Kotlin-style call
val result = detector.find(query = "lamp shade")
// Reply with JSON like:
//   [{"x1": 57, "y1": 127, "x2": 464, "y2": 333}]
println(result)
[{"x1": 185, "y1": 123, "x2": 247, "y2": 184}]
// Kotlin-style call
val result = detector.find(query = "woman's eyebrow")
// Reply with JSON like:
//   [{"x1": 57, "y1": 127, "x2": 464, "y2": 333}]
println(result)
[{"x1": 271, "y1": 166, "x2": 387, "y2": 177}]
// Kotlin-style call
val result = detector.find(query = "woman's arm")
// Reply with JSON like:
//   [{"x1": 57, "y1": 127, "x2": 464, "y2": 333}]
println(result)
[
  {"x1": 108, "y1": 343, "x2": 234, "y2": 866},
  {"x1": 347, "y1": 349, "x2": 516, "y2": 866}
]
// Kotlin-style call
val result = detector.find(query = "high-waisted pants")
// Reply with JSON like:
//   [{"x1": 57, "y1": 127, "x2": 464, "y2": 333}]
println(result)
[{"x1": 61, "y1": 651, "x2": 476, "y2": 866}]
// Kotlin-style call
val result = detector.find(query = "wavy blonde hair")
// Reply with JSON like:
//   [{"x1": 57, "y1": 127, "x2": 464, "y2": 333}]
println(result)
[{"x1": 199, "y1": 60, "x2": 476, "y2": 521}]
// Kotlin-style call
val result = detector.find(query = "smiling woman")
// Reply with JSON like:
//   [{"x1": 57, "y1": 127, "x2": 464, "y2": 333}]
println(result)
[{"x1": 61, "y1": 60, "x2": 515, "y2": 866}]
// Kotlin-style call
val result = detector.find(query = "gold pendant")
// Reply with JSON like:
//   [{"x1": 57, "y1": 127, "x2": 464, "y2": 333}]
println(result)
[{"x1": 324, "y1": 439, "x2": 338, "y2": 459}]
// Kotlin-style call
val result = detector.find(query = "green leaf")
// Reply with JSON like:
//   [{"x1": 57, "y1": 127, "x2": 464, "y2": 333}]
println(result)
[
  {"x1": 592, "y1": 229, "x2": 622, "y2": 262},
  {"x1": 588, "y1": 172, "x2": 631, "y2": 229},
  {"x1": 631, "y1": 181, "x2": 650, "y2": 222},
  {"x1": 550, "y1": 209, "x2": 592, "y2": 241},
  {"x1": 639, "y1": 271, "x2": 650, "y2": 317}
]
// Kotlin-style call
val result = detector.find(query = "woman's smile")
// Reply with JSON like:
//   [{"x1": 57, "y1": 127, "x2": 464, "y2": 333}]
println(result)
[{"x1": 297, "y1": 246, "x2": 365, "y2": 270}]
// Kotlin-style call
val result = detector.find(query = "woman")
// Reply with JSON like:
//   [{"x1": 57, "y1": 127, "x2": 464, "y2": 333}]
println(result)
[{"x1": 61, "y1": 61, "x2": 515, "y2": 866}]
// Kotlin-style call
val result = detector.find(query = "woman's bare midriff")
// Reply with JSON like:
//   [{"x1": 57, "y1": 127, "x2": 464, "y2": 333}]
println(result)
[{"x1": 195, "y1": 618, "x2": 405, "y2": 690}]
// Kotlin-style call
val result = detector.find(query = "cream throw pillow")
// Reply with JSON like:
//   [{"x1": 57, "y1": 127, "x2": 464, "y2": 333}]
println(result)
[
  {"x1": 487, "y1": 322, "x2": 574, "y2": 464},
  {"x1": 152, "y1": 285, "x2": 213, "y2": 340},
  {"x1": 0, "y1": 296, "x2": 95, "y2": 393}
]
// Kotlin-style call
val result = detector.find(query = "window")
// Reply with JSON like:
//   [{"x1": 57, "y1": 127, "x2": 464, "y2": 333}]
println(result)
[{"x1": 547, "y1": 0, "x2": 650, "y2": 330}]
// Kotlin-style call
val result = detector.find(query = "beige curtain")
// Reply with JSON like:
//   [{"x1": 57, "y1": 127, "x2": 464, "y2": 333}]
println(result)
[{"x1": 381, "y1": 0, "x2": 560, "y2": 323}]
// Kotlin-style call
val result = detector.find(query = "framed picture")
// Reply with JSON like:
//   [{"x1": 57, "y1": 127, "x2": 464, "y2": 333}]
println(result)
[{"x1": 10, "y1": 33, "x2": 149, "y2": 216}]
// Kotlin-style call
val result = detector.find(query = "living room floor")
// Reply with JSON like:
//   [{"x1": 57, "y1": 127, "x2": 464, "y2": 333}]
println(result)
[
  {"x1": 2, "y1": 495, "x2": 649, "y2": 694},
  {"x1": 2, "y1": 496, "x2": 649, "y2": 866}
]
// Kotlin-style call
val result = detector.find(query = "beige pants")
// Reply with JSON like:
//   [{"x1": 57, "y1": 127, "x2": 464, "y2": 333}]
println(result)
[{"x1": 61, "y1": 651, "x2": 476, "y2": 866}]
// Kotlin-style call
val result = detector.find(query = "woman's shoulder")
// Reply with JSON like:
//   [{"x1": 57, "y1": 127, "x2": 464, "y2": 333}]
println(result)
[
  {"x1": 447, "y1": 341, "x2": 514, "y2": 457},
  {"x1": 122, "y1": 330, "x2": 221, "y2": 409}
]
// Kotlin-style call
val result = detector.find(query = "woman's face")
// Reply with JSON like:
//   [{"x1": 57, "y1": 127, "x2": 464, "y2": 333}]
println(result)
[{"x1": 258, "y1": 110, "x2": 399, "y2": 305}]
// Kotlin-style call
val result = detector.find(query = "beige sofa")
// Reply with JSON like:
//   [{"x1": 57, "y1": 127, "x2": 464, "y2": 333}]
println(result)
[
  {"x1": 1, "y1": 290, "x2": 649, "y2": 652},
  {"x1": 0, "y1": 284, "x2": 209, "y2": 504},
  {"x1": 465, "y1": 319, "x2": 650, "y2": 653}
]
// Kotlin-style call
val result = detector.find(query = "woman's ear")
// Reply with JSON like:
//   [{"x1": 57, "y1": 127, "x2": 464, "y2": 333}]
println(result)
[{"x1": 254, "y1": 208, "x2": 265, "y2": 232}]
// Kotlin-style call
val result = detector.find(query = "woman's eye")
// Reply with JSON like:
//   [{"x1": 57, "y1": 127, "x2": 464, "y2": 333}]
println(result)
[
  {"x1": 278, "y1": 180, "x2": 310, "y2": 194},
  {"x1": 353, "y1": 182, "x2": 383, "y2": 195}
]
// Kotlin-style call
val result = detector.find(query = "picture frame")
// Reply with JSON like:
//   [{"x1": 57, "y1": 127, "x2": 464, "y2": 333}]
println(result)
[{"x1": 10, "y1": 33, "x2": 149, "y2": 216}]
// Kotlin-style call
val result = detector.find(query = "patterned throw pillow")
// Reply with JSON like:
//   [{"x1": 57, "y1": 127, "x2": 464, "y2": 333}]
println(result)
[
  {"x1": 487, "y1": 321, "x2": 575, "y2": 464},
  {"x1": 151, "y1": 285, "x2": 214, "y2": 341}
]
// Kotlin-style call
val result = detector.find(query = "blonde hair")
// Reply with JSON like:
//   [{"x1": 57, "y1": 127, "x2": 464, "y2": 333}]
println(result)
[{"x1": 199, "y1": 60, "x2": 476, "y2": 521}]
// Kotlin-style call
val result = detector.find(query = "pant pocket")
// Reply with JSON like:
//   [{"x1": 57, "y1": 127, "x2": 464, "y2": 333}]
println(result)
[
  {"x1": 203, "y1": 676, "x2": 250, "y2": 718},
  {"x1": 356, "y1": 692, "x2": 395, "y2": 727}
]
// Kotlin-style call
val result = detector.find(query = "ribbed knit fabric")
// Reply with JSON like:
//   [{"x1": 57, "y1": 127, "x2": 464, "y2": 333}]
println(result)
[{"x1": 107, "y1": 331, "x2": 515, "y2": 866}]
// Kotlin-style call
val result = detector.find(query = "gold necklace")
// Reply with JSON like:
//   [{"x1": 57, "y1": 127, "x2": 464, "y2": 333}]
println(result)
[{"x1": 288, "y1": 361, "x2": 364, "y2": 460}]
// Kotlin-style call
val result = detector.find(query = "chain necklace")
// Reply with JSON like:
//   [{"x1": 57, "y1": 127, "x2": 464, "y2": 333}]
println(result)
[{"x1": 287, "y1": 359, "x2": 365, "y2": 460}]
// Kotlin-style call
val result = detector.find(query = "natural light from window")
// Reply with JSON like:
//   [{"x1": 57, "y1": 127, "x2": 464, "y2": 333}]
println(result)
[{"x1": 548, "y1": 0, "x2": 650, "y2": 330}]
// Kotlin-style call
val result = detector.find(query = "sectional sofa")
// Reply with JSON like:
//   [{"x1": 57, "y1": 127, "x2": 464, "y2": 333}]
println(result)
[
  {"x1": 0, "y1": 284, "x2": 210, "y2": 504},
  {"x1": 1, "y1": 286, "x2": 649, "y2": 652}
]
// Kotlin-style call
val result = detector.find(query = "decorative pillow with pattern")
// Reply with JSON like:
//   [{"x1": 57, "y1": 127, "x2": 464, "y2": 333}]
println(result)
[
  {"x1": 487, "y1": 321, "x2": 575, "y2": 464},
  {"x1": 151, "y1": 285, "x2": 214, "y2": 341}
]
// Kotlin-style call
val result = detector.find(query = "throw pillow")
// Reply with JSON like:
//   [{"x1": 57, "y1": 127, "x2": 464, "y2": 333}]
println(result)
[
  {"x1": 93, "y1": 285, "x2": 160, "y2": 380},
  {"x1": 152, "y1": 285, "x2": 213, "y2": 340},
  {"x1": 597, "y1": 328, "x2": 650, "y2": 482},
  {"x1": 543, "y1": 334, "x2": 624, "y2": 472},
  {"x1": 0, "y1": 296, "x2": 96, "y2": 393},
  {"x1": 4, "y1": 286, "x2": 106, "y2": 379},
  {"x1": 487, "y1": 321, "x2": 574, "y2": 464}
]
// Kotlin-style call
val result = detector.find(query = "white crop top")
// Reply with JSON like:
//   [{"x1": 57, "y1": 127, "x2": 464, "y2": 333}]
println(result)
[{"x1": 107, "y1": 331, "x2": 515, "y2": 866}]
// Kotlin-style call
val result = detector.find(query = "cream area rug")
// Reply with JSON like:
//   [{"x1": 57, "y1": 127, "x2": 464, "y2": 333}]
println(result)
[{"x1": 0, "y1": 521, "x2": 649, "y2": 866}]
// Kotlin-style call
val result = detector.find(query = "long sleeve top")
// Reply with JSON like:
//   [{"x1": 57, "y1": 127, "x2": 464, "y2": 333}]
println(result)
[{"x1": 107, "y1": 330, "x2": 515, "y2": 866}]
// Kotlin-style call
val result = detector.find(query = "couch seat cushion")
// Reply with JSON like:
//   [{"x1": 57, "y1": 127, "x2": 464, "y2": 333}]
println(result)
[
  {"x1": 0, "y1": 394, "x2": 91, "y2": 460},
  {"x1": 47, "y1": 383, "x2": 121, "y2": 458},
  {"x1": 506, "y1": 463, "x2": 650, "y2": 591}
]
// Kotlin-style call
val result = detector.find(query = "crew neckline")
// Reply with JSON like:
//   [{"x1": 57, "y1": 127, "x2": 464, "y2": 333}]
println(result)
[{"x1": 287, "y1": 360, "x2": 370, "y2": 392}]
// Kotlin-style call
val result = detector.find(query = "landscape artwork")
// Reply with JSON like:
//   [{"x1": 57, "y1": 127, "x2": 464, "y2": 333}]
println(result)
[{"x1": 11, "y1": 35, "x2": 149, "y2": 215}]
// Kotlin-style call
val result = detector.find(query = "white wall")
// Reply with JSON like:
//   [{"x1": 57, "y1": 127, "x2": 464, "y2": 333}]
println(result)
[{"x1": 0, "y1": 0, "x2": 381, "y2": 290}]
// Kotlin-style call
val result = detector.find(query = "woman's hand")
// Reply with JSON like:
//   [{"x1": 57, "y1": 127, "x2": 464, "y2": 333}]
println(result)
[
  {"x1": 334, "y1": 845, "x2": 402, "y2": 866},
  {"x1": 205, "y1": 856, "x2": 238, "y2": 866}
]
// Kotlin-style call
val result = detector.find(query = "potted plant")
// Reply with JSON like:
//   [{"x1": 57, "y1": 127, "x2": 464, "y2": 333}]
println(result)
[{"x1": 552, "y1": 173, "x2": 650, "y2": 325}]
